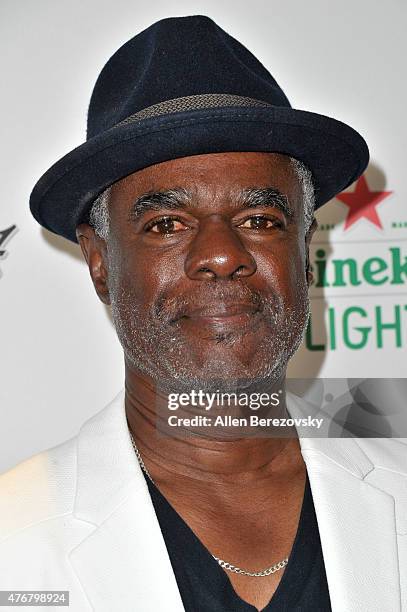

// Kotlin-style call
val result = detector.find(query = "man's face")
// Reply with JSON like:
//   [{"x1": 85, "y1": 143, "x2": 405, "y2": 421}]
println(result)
[{"x1": 81, "y1": 152, "x2": 316, "y2": 392}]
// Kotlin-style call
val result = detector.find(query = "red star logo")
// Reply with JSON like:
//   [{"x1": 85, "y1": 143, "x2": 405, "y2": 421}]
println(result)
[{"x1": 335, "y1": 174, "x2": 392, "y2": 230}]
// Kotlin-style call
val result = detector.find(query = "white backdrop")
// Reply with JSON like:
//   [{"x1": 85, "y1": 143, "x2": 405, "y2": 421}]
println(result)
[{"x1": 1, "y1": 0, "x2": 406, "y2": 472}]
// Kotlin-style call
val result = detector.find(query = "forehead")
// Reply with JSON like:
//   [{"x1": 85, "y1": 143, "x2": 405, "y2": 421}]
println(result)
[{"x1": 109, "y1": 152, "x2": 302, "y2": 207}]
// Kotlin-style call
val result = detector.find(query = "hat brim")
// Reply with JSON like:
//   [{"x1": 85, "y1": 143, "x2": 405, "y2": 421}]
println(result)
[{"x1": 30, "y1": 106, "x2": 369, "y2": 243}]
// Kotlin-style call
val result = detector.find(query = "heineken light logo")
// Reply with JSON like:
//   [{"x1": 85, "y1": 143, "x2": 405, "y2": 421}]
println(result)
[{"x1": 306, "y1": 170, "x2": 407, "y2": 351}]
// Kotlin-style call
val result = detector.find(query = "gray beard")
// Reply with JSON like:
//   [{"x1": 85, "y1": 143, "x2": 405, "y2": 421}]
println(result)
[{"x1": 109, "y1": 279, "x2": 310, "y2": 394}]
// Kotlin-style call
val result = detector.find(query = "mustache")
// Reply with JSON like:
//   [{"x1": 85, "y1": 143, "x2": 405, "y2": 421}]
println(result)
[{"x1": 153, "y1": 281, "x2": 280, "y2": 323}]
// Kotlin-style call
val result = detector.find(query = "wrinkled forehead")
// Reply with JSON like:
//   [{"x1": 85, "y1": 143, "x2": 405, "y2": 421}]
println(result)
[{"x1": 108, "y1": 152, "x2": 303, "y2": 213}]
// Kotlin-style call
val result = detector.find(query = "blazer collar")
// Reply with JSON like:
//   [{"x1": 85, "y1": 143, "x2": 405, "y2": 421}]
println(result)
[
  {"x1": 69, "y1": 389, "x2": 185, "y2": 611},
  {"x1": 72, "y1": 388, "x2": 138, "y2": 524},
  {"x1": 68, "y1": 388, "x2": 401, "y2": 612}
]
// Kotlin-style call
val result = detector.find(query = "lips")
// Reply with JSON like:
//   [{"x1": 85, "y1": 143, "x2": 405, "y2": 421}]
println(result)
[
  {"x1": 177, "y1": 302, "x2": 262, "y2": 334},
  {"x1": 186, "y1": 302, "x2": 258, "y2": 319}
]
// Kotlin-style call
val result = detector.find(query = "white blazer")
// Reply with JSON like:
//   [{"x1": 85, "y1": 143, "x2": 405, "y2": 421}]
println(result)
[{"x1": 0, "y1": 389, "x2": 406, "y2": 611}]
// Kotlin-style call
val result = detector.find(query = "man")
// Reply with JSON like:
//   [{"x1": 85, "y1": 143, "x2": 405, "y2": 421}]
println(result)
[{"x1": 1, "y1": 15, "x2": 406, "y2": 612}]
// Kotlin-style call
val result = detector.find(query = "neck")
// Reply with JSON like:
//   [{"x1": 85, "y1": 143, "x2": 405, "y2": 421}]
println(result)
[{"x1": 124, "y1": 362, "x2": 305, "y2": 490}]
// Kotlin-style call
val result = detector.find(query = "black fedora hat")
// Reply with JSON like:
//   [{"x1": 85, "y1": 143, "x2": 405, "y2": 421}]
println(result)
[{"x1": 30, "y1": 15, "x2": 369, "y2": 244}]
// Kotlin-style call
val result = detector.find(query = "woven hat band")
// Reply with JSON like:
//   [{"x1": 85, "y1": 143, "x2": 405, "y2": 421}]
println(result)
[{"x1": 116, "y1": 93, "x2": 273, "y2": 126}]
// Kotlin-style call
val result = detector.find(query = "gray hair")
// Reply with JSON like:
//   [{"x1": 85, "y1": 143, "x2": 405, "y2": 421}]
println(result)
[
  {"x1": 88, "y1": 157, "x2": 315, "y2": 240},
  {"x1": 290, "y1": 157, "x2": 315, "y2": 234},
  {"x1": 88, "y1": 186, "x2": 112, "y2": 241}
]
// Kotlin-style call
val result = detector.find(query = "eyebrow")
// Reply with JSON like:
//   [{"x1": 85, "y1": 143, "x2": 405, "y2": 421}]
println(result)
[
  {"x1": 238, "y1": 187, "x2": 295, "y2": 220},
  {"x1": 130, "y1": 188, "x2": 191, "y2": 219},
  {"x1": 129, "y1": 186, "x2": 295, "y2": 220}
]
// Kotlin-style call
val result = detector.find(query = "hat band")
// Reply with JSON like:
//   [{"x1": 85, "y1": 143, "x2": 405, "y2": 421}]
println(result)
[{"x1": 115, "y1": 93, "x2": 273, "y2": 126}]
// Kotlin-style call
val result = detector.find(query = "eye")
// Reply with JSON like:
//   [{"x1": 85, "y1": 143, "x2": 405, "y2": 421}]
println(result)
[
  {"x1": 144, "y1": 216, "x2": 189, "y2": 235},
  {"x1": 237, "y1": 215, "x2": 284, "y2": 230}
]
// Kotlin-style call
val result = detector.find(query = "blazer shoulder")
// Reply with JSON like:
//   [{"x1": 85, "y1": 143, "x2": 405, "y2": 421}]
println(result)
[{"x1": 0, "y1": 435, "x2": 78, "y2": 541}]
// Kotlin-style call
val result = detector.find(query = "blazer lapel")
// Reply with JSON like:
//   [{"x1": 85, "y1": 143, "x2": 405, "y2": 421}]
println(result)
[
  {"x1": 67, "y1": 390, "x2": 184, "y2": 611},
  {"x1": 288, "y1": 392, "x2": 402, "y2": 612}
]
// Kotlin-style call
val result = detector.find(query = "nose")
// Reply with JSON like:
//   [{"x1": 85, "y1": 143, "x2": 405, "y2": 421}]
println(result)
[{"x1": 184, "y1": 215, "x2": 257, "y2": 281}]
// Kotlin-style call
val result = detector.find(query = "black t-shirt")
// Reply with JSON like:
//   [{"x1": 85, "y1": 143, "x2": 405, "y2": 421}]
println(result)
[{"x1": 143, "y1": 470, "x2": 332, "y2": 611}]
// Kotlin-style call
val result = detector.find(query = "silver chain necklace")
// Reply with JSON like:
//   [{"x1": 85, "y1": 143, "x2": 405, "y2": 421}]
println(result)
[{"x1": 129, "y1": 430, "x2": 289, "y2": 578}]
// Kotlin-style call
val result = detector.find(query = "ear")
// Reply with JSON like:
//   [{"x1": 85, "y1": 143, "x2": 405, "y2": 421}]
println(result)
[
  {"x1": 304, "y1": 217, "x2": 318, "y2": 287},
  {"x1": 76, "y1": 223, "x2": 111, "y2": 305}
]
